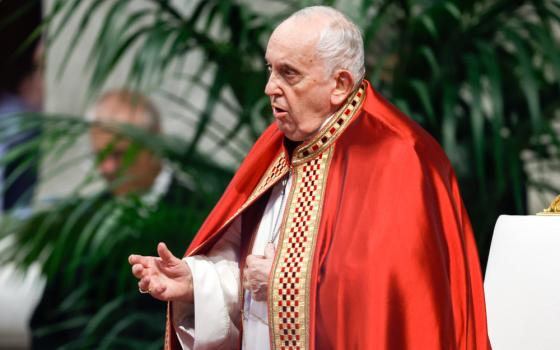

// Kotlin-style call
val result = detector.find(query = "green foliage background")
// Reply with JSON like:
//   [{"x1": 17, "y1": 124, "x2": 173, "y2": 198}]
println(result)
[{"x1": 1, "y1": 0, "x2": 559, "y2": 348}]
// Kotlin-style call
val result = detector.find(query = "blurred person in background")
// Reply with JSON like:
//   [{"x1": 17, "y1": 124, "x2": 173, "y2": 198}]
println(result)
[
  {"x1": 88, "y1": 89, "x2": 170, "y2": 199},
  {"x1": 30, "y1": 89, "x2": 192, "y2": 348}
]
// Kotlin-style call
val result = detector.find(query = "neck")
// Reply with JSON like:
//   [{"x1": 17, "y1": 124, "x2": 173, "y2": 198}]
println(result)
[
  {"x1": 302, "y1": 110, "x2": 340, "y2": 141},
  {"x1": 283, "y1": 138, "x2": 302, "y2": 160}
]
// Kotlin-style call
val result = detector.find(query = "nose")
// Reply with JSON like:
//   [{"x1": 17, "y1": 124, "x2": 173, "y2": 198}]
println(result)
[{"x1": 264, "y1": 71, "x2": 281, "y2": 97}]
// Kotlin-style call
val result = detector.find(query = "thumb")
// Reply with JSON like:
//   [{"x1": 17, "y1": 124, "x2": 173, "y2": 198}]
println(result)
[
  {"x1": 264, "y1": 243, "x2": 276, "y2": 260},
  {"x1": 157, "y1": 242, "x2": 178, "y2": 263}
]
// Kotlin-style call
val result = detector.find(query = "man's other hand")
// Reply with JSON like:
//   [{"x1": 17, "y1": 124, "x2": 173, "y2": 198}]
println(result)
[
  {"x1": 243, "y1": 243, "x2": 275, "y2": 302},
  {"x1": 128, "y1": 242, "x2": 194, "y2": 303}
]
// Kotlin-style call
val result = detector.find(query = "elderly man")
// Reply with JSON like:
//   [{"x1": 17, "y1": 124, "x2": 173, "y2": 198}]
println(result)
[{"x1": 129, "y1": 6, "x2": 490, "y2": 350}]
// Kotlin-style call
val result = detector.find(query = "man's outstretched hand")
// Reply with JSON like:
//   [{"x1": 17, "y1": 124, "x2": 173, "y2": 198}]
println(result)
[{"x1": 129, "y1": 242, "x2": 194, "y2": 303}]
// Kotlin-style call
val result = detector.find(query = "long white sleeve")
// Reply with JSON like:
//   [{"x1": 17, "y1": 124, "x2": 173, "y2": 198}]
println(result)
[
  {"x1": 173, "y1": 217, "x2": 241, "y2": 350},
  {"x1": 172, "y1": 173, "x2": 292, "y2": 350}
]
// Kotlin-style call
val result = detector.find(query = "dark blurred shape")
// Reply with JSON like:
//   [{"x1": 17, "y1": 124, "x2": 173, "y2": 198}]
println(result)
[{"x1": 0, "y1": 0, "x2": 43, "y2": 212}]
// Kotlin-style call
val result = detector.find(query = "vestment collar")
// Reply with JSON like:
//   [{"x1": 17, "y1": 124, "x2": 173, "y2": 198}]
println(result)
[{"x1": 287, "y1": 81, "x2": 366, "y2": 166}]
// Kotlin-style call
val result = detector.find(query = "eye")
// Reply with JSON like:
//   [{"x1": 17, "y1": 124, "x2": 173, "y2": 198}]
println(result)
[
  {"x1": 266, "y1": 63, "x2": 272, "y2": 74},
  {"x1": 283, "y1": 67, "x2": 297, "y2": 77},
  {"x1": 280, "y1": 65, "x2": 302, "y2": 84}
]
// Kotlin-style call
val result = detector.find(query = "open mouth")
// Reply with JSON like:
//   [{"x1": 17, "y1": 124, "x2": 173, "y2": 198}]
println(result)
[{"x1": 273, "y1": 106, "x2": 288, "y2": 117}]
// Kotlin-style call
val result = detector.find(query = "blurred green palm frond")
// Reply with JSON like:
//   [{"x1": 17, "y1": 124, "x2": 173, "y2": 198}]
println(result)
[
  {"x1": 0, "y1": 0, "x2": 559, "y2": 348},
  {"x1": 0, "y1": 112, "x2": 232, "y2": 348}
]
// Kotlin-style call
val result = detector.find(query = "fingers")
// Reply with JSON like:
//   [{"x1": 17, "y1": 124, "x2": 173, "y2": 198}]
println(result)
[
  {"x1": 157, "y1": 242, "x2": 178, "y2": 264},
  {"x1": 242, "y1": 265, "x2": 268, "y2": 300},
  {"x1": 264, "y1": 243, "x2": 275, "y2": 259},
  {"x1": 129, "y1": 242, "x2": 177, "y2": 268},
  {"x1": 131, "y1": 245, "x2": 176, "y2": 301},
  {"x1": 128, "y1": 254, "x2": 150, "y2": 267},
  {"x1": 130, "y1": 256, "x2": 152, "y2": 281},
  {"x1": 246, "y1": 244, "x2": 275, "y2": 267},
  {"x1": 153, "y1": 284, "x2": 167, "y2": 295},
  {"x1": 245, "y1": 254, "x2": 257, "y2": 266},
  {"x1": 244, "y1": 247, "x2": 275, "y2": 294},
  {"x1": 131, "y1": 262, "x2": 155, "y2": 279},
  {"x1": 131, "y1": 264, "x2": 143, "y2": 278},
  {"x1": 138, "y1": 277, "x2": 151, "y2": 293},
  {"x1": 253, "y1": 286, "x2": 267, "y2": 302},
  {"x1": 138, "y1": 275, "x2": 169, "y2": 300}
]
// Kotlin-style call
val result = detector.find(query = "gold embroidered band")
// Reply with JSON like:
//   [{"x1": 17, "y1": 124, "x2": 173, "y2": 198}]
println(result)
[{"x1": 269, "y1": 148, "x2": 333, "y2": 350}]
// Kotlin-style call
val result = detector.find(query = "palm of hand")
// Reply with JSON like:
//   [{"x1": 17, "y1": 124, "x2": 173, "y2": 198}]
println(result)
[
  {"x1": 145, "y1": 255, "x2": 193, "y2": 302},
  {"x1": 129, "y1": 242, "x2": 193, "y2": 303}
]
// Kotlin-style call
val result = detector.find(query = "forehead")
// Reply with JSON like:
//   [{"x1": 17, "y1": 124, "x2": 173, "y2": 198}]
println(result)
[{"x1": 265, "y1": 17, "x2": 325, "y2": 65}]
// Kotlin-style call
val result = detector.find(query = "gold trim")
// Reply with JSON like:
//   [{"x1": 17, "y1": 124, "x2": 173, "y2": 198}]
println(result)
[
  {"x1": 537, "y1": 195, "x2": 560, "y2": 216},
  {"x1": 303, "y1": 146, "x2": 334, "y2": 347},
  {"x1": 244, "y1": 152, "x2": 289, "y2": 208},
  {"x1": 188, "y1": 152, "x2": 289, "y2": 256},
  {"x1": 269, "y1": 147, "x2": 334, "y2": 350}
]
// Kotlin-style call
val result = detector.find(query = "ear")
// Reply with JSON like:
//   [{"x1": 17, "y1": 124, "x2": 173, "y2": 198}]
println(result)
[{"x1": 330, "y1": 70, "x2": 355, "y2": 106}]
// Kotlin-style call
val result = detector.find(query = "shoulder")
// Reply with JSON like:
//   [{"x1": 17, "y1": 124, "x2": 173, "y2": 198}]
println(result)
[{"x1": 342, "y1": 84, "x2": 452, "y2": 176}]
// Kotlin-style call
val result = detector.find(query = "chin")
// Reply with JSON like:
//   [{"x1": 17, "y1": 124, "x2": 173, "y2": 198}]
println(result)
[
  {"x1": 285, "y1": 133, "x2": 306, "y2": 142},
  {"x1": 275, "y1": 121, "x2": 288, "y2": 134},
  {"x1": 277, "y1": 126, "x2": 296, "y2": 140}
]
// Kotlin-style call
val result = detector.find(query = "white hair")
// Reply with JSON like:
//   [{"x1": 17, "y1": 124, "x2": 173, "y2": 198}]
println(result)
[{"x1": 288, "y1": 6, "x2": 365, "y2": 87}]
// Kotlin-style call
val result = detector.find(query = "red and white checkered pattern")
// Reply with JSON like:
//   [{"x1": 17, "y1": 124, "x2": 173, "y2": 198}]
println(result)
[{"x1": 271, "y1": 153, "x2": 329, "y2": 350}]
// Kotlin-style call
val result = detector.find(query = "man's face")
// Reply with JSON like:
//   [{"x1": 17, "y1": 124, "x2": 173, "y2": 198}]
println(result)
[
  {"x1": 264, "y1": 19, "x2": 337, "y2": 141},
  {"x1": 90, "y1": 127, "x2": 160, "y2": 196}
]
